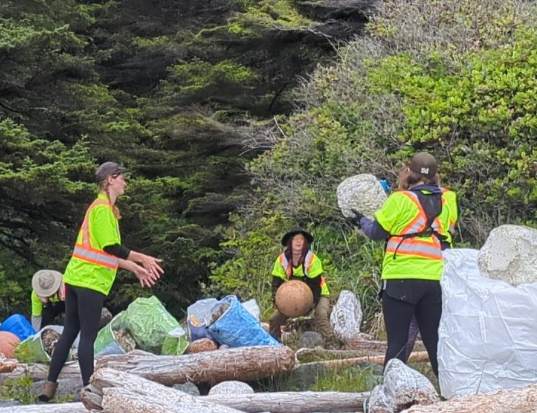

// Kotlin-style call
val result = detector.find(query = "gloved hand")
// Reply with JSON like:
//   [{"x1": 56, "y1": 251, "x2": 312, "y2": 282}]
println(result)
[
  {"x1": 351, "y1": 208, "x2": 364, "y2": 220},
  {"x1": 349, "y1": 208, "x2": 365, "y2": 226}
]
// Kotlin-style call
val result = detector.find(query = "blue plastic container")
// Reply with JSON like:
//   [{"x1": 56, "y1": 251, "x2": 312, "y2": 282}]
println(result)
[{"x1": 0, "y1": 314, "x2": 36, "y2": 341}]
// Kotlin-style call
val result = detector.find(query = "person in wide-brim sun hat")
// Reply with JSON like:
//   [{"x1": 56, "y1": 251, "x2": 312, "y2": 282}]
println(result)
[
  {"x1": 32, "y1": 270, "x2": 62, "y2": 298},
  {"x1": 31, "y1": 270, "x2": 66, "y2": 331}
]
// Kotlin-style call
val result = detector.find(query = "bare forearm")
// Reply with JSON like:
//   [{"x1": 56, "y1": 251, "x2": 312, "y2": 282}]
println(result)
[
  {"x1": 119, "y1": 258, "x2": 138, "y2": 272},
  {"x1": 126, "y1": 250, "x2": 145, "y2": 264}
]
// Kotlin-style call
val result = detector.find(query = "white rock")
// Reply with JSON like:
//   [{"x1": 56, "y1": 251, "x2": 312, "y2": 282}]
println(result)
[
  {"x1": 368, "y1": 359, "x2": 439, "y2": 413},
  {"x1": 337, "y1": 174, "x2": 387, "y2": 219},
  {"x1": 208, "y1": 381, "x2": 254, "y2": 395},
  {"x1": 330, "y1": 290, "x2": 363, "y2": 343},
  {"x1": 478, "y1": 225, "x2": 537, "y2": 286}
]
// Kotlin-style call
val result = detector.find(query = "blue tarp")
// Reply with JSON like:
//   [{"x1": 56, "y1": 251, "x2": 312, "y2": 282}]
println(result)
[{"x1": 208, "y1": 295, "x2": 280, "y2": 347}]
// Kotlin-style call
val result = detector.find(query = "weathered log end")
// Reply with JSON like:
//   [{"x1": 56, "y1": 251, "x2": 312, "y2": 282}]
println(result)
[{"x1": 81, "y1": 383, "x2": 103, "y2": 411}]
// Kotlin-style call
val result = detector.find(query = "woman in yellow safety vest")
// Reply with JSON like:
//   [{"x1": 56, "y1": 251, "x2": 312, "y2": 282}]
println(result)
[
  {"x1": 269, "y1": 228, "x2": 332, "y2": 341},
  {"x1": 39, "y1": 162, "x2": 164, "y2": 402},
  {"x1": 405, "y1": 180, "x2": 459, "y2": 359},
  {"x1": 350, "y1": 153, "x2": 455, "y2": 377}
]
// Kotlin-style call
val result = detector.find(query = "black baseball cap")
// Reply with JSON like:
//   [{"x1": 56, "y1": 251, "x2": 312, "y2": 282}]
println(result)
[
  {"x1": 95, "y1": 162, "x2": 127, "y2": 181},
  {"x1": 408, "y1": 152, "x2": 438, "y2": 179}
]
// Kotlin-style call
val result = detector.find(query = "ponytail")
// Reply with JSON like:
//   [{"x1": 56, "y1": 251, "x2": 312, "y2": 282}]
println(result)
[{"x1": 100, "y1": 180, "x2": 121, "y2": 219}]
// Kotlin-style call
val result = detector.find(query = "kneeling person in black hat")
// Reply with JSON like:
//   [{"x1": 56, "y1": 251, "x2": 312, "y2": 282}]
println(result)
[{"x1": 269, "y1": 228, "x2": 332, "y2": 341}]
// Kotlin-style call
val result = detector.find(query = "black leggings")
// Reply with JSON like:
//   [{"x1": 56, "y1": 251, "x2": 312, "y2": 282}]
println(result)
[
  {"x1": 382, "y1": 279, "x2": 442, "y2": 376},
  {"x1": 41, "y1": 301, "x2": 66, "y2": 328},
  {"x1": 47, "y1": 284, "x2": 104, "y2": 385}
]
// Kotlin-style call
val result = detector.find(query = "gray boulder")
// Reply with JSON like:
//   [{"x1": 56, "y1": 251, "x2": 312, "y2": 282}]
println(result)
[
  {"x1": 0, "y1": 401, "x2": 22, "y2": 407},
  {"x1": 298, "y1": 331, "x2": 324, "y2": 349},
  {"x1": 172, "y1": 381, "x2": 200, "y2": 396},
  {"x1": 31, "y1": 378, "x2": 83, "y2": 401}
]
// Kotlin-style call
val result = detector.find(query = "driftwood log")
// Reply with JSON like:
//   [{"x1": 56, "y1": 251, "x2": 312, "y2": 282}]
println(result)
[
  {"x1": 297, "y1": 351, "x2": 429, "y2": 370},
  {"x1": 85, "y1": 367, "x2": 369, "y2": 413},
  {"x1": 0, "y1": 356, "x2": 17, "y2": 373},
  {"x1": 0, "y1": 350, "x2": 157, "y2": 383},
  {"x1": 0, "y1": 403, "x2": 88, "y2": 413},
  {"x1": 297, "y1": 341, "x2": 426, "y2": 361},
  {"x1": 84, "y1": 367, "x2": 244, "y2": 412},
  {"x1": 95, "y1": 346, "x2": 295, "y2": 385},
  {"x1": 296, "y1": 347, "x2": 383, "y2": 361},
  {"x1": 402, "y1": 384, "x2": 537, "y2": 413},
  {"x1": 202, "y1": 391, "x2": 370, "y2": 413},
  {"x1": 100, "y1": 387, "x2": 240, "y2": 413},
  {"x1": 0, "y1": 363, "x2": 81, "y2": 383}
]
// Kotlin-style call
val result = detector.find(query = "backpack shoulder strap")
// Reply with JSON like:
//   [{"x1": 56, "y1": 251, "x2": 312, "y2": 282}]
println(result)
[{"x1": 411, "y1": 189, "x2": 442, "y2": 229}]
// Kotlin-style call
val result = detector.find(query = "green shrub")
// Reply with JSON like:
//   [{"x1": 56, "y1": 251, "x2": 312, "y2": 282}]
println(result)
[{"x1": 211, "y1": 0, "x2": 537, "y2": 334}]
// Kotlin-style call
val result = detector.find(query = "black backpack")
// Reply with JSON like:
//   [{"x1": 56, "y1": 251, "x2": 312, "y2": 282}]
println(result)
[{"x1": 391, "y1": 189, "x2": 446, "y2": 258}]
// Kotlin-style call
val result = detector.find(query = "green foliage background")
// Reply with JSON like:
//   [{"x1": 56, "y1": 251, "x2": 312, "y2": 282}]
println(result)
[
  {"x1": 2, "y1": 0, "x2": 537, "y2": 331},
  {"x1": 210, "y1": 0, "x2": 537, "y2": 327}
]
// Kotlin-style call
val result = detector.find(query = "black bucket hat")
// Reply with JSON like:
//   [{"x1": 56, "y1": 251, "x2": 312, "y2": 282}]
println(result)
[{"x1": 281, "y1": 228, "x2": 314, "y2": 246}]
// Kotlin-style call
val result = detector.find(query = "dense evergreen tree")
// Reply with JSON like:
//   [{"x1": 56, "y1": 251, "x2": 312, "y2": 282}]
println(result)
[{"x1": 0, "y1": 0, "x2": 367, "y2": 317}]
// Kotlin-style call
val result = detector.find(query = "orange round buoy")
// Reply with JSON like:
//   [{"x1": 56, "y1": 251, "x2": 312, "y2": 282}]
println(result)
[
  {"x1": 186, "y1": 338, "x2": 218, "y2": 354},
  {"x1": 275, "y1": 280, "x2": 314, "y2": 318},
  {"x1": 0, "y1": 331, "x2": 21, "y2": 358}
]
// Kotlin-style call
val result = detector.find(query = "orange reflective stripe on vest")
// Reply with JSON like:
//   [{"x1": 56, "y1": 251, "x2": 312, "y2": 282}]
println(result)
[
  {"x1": 73, "y1": 200, "x2": 119, "y2": 270},
  {"x1": 386, "y1": 238, "x2": 442, "y2": 259},
  {"x1": 389, "y1": 191, "x2": 442, "y2": 260}
]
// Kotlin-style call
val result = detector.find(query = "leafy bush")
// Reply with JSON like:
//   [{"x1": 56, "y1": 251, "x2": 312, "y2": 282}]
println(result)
[{"x1": 211, "y1": 0, "x2": 537, "y2": 331}]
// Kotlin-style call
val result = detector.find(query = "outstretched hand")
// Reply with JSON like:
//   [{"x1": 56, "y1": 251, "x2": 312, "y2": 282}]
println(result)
[
  {"x1": 139, "y1": 254, "x2": 164, "y2": 280},
  {"x1": 132, "y1": 264, "x2": 160, "y2": 288}
]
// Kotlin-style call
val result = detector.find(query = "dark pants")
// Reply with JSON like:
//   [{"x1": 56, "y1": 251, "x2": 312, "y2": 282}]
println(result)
[
  {"x1": 382, "y1": 279, "x2": 442, "y2": 376},
  {"x1": 41, "y1": 302, "x2": 66, "y2": 328},
  {"x1": 47, "y1": 284, "x2": 105, "y2": 385},
  {"x1": 406, "y1": 315, "x2": 420, "y2": 359},
  {"x1": 269, "y1": 296, "x2": 332, "y2": 340}
]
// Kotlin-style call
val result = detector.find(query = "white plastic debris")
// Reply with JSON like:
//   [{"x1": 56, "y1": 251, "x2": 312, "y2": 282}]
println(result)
[
  {"x1": 368, "y1": 359, "x2": 439, "y2": 413},
  {"x1": 478, "y1": 224, "x2": 537, "y2": 286},
  {"x1": 330, "y1": 290, "x2": 363, "y2": 343},
  {"x1": 439, "y1": 248, "x2": 537, "y2": 398},
  {"x1": 241, "y1": 298, "x2": 261, "y2": 321},
  {"x1": 337, "y1": 174, "x2": 387, "y2": 219}
]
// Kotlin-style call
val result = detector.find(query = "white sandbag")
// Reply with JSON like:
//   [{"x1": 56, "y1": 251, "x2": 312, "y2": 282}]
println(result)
[
  {"x1": 330, "y1": 290, "x2": 363, "y2": 343},
  {"x1": 337, "y1": 174, "x2": 387, "y2": 219},
  {"x1": 439, "y1": 248, "x2": 537, "y2": 398},
  {"x1": 367, "y1": 359, "x2": 439, "y2": 413},
  {"x1": 478, "y1": 224, "x2": 537, "y2": 286}
]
